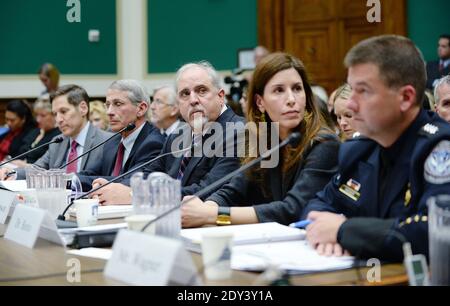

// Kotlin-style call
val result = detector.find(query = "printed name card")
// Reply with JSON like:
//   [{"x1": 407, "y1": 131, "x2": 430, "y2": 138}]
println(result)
[
  {"x1": 0, "y1": 190, "x2": 16, "y2": 224},
  {"x1": 4, "y1": 204, "x2": 46, "y2": 248},
  {"x1": 104, "y1": 229, "x2": 200, "y2": 286}
]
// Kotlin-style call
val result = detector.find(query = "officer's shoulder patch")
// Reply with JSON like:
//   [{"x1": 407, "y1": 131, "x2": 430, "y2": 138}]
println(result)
[
  {"x1": 419, "y1": 123, "x2": 440, "y2": 137},
  {"x1": 424, "y1": 140, "x2": 450, "y2": 184}
]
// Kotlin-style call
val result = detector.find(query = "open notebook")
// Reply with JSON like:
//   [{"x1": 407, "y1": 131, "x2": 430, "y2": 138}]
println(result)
[
  {"x1": 181, "y1": 222, "x2": 305, "y2": 253},
  {"x1": 232, "y1": 240, "x2": 355, "y2": 273}
]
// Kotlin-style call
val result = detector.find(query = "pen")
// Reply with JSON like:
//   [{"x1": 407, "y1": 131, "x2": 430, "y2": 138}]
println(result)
[
  {"x1": 289, "y1": 219, "x2": 312, "y2": 229},
  {"x1": 5, "y1": 170, "x2": 17, "y2": 179}
]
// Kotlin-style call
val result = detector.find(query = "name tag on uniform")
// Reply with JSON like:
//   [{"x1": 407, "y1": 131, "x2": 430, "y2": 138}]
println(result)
[{"x1": 339, "y1": 179, "x2": 361, "y2": 201}]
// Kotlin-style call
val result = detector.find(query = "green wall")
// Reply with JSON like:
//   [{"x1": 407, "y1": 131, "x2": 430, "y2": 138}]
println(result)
[
  {"x1": 407, "y1": 0, "x2": 450, "y2": 61},
  {"x1": 0, "y1": 0, "x2": 117, "y2": 74},
  {"x1": 148, "y1": 0, "x2": 257, "y2": 73}
]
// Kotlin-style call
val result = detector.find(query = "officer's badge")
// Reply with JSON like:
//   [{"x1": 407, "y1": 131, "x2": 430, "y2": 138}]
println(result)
[
  {"x1": 339, "y1": 178, "x2": 361, "y2": 201},
  {"x1": 404, "y1": 183, "x2": 411, "y2": 206},
  {"x1": 422, "y1": 124, "x2": 439, "y2": 135},
  {"x1": 424, "y1": 141, "x2": 450, "y2": 184}
]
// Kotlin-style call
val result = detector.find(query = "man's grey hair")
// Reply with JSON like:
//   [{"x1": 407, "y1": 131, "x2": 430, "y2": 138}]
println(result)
[
  {"x1": 108, "y1": 79, "x2": 150, "y2": 105},
  {"x1": 175, "y1": 61, "x2": 222, "y2": 92},
  {"x1": 153, "y1": 85, "x2": 178, "y2": 105},
  {"x1": 434, "y1": 75, "x2": 450, "y2": 103}
]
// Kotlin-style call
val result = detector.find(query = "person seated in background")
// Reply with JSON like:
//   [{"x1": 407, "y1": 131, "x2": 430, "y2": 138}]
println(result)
[
  {"x1": 426, "y1": 34, "x2": 450, "y2": 90},
  {"x1": 76, "y1": 79, "x2": 165, "y2": 191},
  {"x1": 0, "y1": 99, "x2": 38, "y2": 162},
  {"x1": 149, "y1": 85, "x2": 180, "y2": 136},
  {"x1": 38, "y1": 63, "x2": 60, "y2": 98},
  {"x1": 302, "y1": 35, "x2": 450, "y2": 261},
  {"x1": 89, "y1": 61, "x2": 244, "y2": 205},
  {"x1": 0, "y1": 85, "x2": 112, "y2": 180},
  {"x1": 181, "y1": 53, "x2": 340, "y2": 228},
  {"x1": 12, "y1": 98, "x2": 61, "y2": 166},
  {"x1": 89, "y1": 100, "x2": 110, "y2": 131},
  {"x1": 332, "y1": 83, "x2": 357, "y2": 140},
  {"x1": 434, "y1": 75, "x2": 450, "y2": 124}
]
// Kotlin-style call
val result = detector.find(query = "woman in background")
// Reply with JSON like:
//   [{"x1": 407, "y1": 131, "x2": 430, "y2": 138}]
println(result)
[
  {"x1": 333, "y1": 84, "x2": 357, "y2": 140},
  {"x1": 89, "y1": 100, "x2": 109, "y2": 131},
  {"x1": 19, "y1": 99, "x2": 61, "y2": 165},
  {"x1": 38, "y1": 63, "x2": 60, "y2": 98},
  {"x1": 0, "y1": 100, "x2": 38, "y2": 161}
]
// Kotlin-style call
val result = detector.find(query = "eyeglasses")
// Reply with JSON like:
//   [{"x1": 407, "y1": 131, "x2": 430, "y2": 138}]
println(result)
[{"x1": 150, "y1": 99, "x2": 172, "y2": 107}]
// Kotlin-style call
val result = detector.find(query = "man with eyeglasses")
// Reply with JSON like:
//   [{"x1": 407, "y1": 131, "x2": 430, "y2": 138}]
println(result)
[{"x1": 149, "y1": 85, "x2": 180, "y2": 136}]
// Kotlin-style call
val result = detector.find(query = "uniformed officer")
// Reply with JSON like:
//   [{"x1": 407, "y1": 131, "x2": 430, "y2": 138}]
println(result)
[{"x1": 301, "y1": 35, "x2": 450, "y2": 262}]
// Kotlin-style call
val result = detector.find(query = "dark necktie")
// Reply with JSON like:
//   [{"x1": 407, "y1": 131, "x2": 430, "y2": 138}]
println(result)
[
  {"x1": 439, "y1": 61, "x2": 444, "y2": 72},
  {"x1": 66, "y1": 140, "x2": 78, "y2": 174},
  {"x1": 177, "y1": 134, "x2": 201, "y2": 180},
  {"x1": 112, "y1": 142, "x2": 125, "y2": 176},
  {"x1": 378, "y1": 149, "x2": 391, "y2": 204}
]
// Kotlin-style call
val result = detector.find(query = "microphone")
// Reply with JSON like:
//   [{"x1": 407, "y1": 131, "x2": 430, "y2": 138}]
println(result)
[
  {"x1": 141, "y1": 132, "x2": 301, "y2": 232},
  {"x1": 59, "y1": 123, "x2": 136, "y2": 169},
  {"x1": 0, "y1": 136, "x2": 64, "y2": 167},
  {"x1": 56, "y1": 145, "x2": 193, "y2": 221}
]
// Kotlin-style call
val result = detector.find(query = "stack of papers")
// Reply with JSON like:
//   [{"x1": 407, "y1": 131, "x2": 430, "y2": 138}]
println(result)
[
  {"x1": 232, "y1": 240, "x2": 354, "y2": 273},
  {"x1": 181, "y1": 222, "x2": 305, "y2": 253},
  {"x1": 69, "y1": 205, "x2": 133, "y2": 220}
]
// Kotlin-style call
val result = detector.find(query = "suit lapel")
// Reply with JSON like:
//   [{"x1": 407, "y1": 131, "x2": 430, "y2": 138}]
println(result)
[
  {"x1": 80, "y1": 125, "x2": 96, "y2": 170},
  {"x1": 55, "y1": 137, "x2": 70, "y2": 168},
  {"x1": 181, "y1": 156, "x2": 202, "y2": 185},
  {"x1": 122, "y1": 122, "x2": 150, "y2": 172}
]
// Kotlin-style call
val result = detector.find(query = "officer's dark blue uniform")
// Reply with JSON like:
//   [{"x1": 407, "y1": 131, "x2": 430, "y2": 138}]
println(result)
[{"x1": 302, "y1": 109, "x2": 450, "y2": 261}]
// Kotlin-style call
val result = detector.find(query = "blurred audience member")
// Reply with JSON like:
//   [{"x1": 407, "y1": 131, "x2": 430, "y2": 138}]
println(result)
[
  {"x1": 333, "y1": 84, "x2": 357, "y2": 140},
  {"x1": 21, "y1": 99, "x2": 61, "y2": 164},
  {"x1": 38, "y1": 63, "x2": 60, "y2": 98},
  {"x1": 0, "y1": 100, "x2": 38, "y2": 161},
  {"x1": 89, "y1": 100, "x2": 109, "y2": 131},
  {"x1": 434, "y1": 75, "x2": 450, "y2": 123},
  {"x1": 426, "y1": 34, "x2": 450, "y2": 89}
]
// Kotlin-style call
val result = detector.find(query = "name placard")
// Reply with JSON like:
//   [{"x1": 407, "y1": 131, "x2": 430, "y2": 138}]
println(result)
[
  {"x1": 104, "y1": 230, "x2": 200, "y2": 285},
  {"x1": 5, "y1": 204, "x2": 45, "y2": 248},
  {"x1": 0, "y1": 190, "x2": 16, "y2": 224}
]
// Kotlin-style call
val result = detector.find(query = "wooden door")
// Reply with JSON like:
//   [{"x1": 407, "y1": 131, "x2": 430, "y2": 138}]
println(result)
[{"x1": 258, "y1": 0, "x2": 406, "y2": 94}]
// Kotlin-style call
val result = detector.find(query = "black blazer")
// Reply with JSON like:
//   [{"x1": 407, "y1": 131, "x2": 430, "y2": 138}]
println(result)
[
  {"x1": 77, "y1": 121, "x2": 165, "y2": 190},
  {"x1": 0, "y1": 125, "x2": 39, "y2": 158},
  {"x1": 207, "y1": 133, "x2": 340, "y2": 225},
  {"x1": 22, "y1": 127, "x2": 61, "y2": 164},
  {"x1": 143, "y1": 107, "x2": 244, "y2": 199},
  {"x1": 426, "y1": 60, "x2": 450, "y2": 89}
]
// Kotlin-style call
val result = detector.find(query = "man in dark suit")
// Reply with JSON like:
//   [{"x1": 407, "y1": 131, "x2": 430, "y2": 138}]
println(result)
[
  {"x1": 0, "y1": 84, "x2": 112, "y2": 180},
  {"x1": 90, "y1": 62, "x2": 244, "y2": 205},
  {"x1": 426, "y1": 34, "x2": 450, "y2": 90},
  {"x1": 77, "y1": 80, "x2": 165, "y2": 191}
]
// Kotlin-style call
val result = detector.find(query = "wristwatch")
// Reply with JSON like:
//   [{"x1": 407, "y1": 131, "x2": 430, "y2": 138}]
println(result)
[{"x1": 216, "y1": 207, "x2": 231, "y2": 226}]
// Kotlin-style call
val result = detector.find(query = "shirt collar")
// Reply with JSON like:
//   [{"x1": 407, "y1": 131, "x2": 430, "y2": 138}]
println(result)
[
  {"x1": 162, "y1": 120, "x2": 180, "y2": 136},
  {"x1": 121, "y1": 122, "x2": 145, "y2": 153},
  {"x1": 440, "y1": 59, "x2": 450, "y2": 68},
  {"x1": 380, "y1": 109, "x2": 428, "y2": 163},
  {"x1": 72, "y1": 121, "x2": 90, "y2": 147}
]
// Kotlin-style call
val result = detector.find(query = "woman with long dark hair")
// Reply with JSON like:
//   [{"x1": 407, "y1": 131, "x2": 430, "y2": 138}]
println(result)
[{"x1": 181, "y1": 53, "x2": 340, "y2": 227}]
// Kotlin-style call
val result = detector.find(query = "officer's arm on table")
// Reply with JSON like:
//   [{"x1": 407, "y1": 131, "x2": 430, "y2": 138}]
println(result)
[{"x1": 303, "y1": 149, "x2": 450, "y2": 262}]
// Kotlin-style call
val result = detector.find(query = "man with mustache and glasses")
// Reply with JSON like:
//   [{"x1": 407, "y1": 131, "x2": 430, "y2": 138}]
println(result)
[{"x1": 89, "y1": 62, "x2": 244, "y2": 205}]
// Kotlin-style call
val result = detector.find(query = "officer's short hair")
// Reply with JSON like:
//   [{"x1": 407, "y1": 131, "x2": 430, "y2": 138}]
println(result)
[
  {"x1": 344, "y1": 35, "x2": 426, "y2": 106},
  {"x1": 175, "y1": 61, "x2": 222, "y2": 93}
]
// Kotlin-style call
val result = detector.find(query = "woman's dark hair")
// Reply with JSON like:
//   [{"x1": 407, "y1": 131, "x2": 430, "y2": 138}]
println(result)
[{"x1": 6, "y1": 99, "x2": 37, "y2": 129}]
